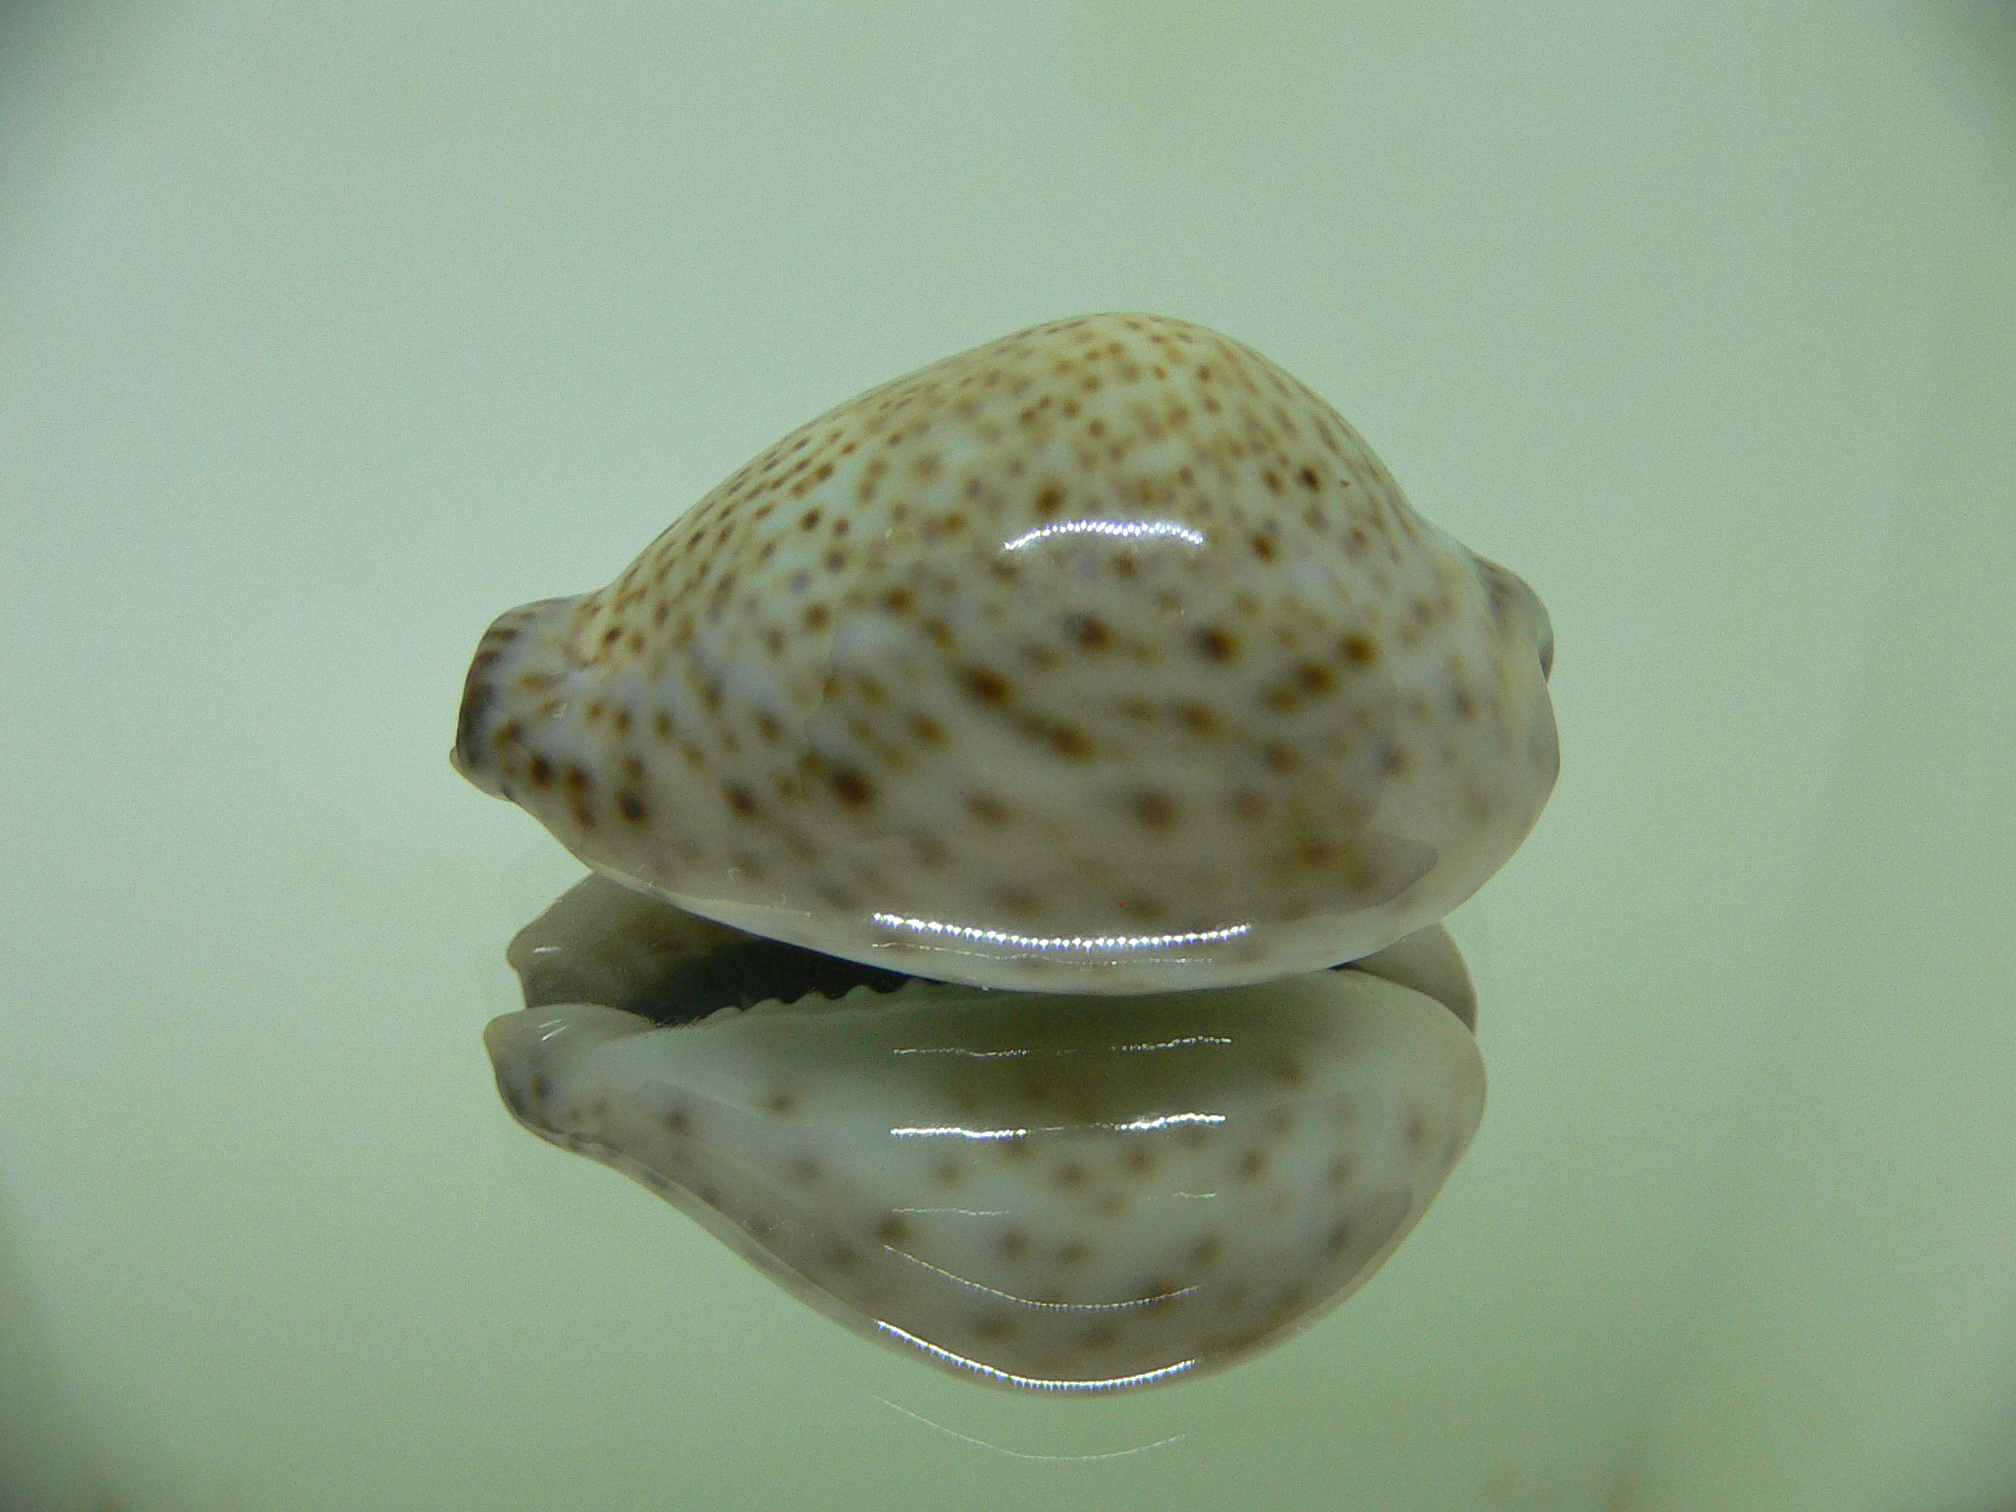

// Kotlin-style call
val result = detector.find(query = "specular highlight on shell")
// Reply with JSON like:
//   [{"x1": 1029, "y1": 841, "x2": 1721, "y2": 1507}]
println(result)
[{"x1": 455, "y1": 313, "x2": 1556, "y2": 992}]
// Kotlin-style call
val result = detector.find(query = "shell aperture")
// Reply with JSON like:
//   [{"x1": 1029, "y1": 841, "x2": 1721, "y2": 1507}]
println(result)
[
  {"x1": 486, "y1": 877, "x2": 1486, "y2": 1392},
  {"x1": 455, "y1": 314, "x2": 1557, "y2": 993}
]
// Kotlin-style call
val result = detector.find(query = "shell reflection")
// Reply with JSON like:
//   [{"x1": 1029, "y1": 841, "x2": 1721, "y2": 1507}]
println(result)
[{"x1": 487, "y1": 877, "x2": 1485, "y2": 1391}]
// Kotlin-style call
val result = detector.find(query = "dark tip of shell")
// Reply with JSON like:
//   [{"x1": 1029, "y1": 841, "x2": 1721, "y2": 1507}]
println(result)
[{"x1": 454, "y1": 676, "x2": 497, "y2": 779}]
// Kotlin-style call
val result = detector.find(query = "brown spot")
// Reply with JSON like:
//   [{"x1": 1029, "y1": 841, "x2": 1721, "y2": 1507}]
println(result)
[
  {"x1": 1117, "y1": 894, "x2": 1167, "y2": 923},
  {"x1": 724, "y1": 783, "x2": 759, "y2": 818},
  {"x1": 1035, "y1": 486, "x2": 1064, "y2": 517},
  {"x1": 1058, "y1": 1238, "x2": 1092, "y2": 1267},
  {"x1": 1130, "y1": 789, "x2": 1177, "y2": 830},
  {"x1": 1342, "y1": 633, "x2": 1378, "y2": 666},
  {"x1": 962, "y1": 667, "x2": 1011, "y2": 705},
  {"x1": 1191, "y1": 1233, "x2": 1224, "y2": 1267},
  {"x1": 616, "y1": 791, "x2": 647, "y2": 823},
  {"x1": 1297, "y1": 466, "x2": 1320, "y2": 490},
  {"x1": 965, "y1": 791, "x2": 1010, "y2": 826},
  {"x1": 802, "y1": 602, "x2": 830, "y2": 631},
  {"x1": 1192, "y1": 627, "x2": 1236, "y2": 661},
  {"x1": 1325, "y1": 1219, "x2": 1355, "y2": 1255},
  {"x1": 1000, "y1": 1228, "x2": 1031, "y2": 1261},
  {"x1": 764, "y1": 1089, "x2": 798, "y2": 1117},
  {"x1": 791, "y1": 1156, "x2": 820, "y2": 1184},
  {"x1": 528, "y1": 755, "x2": 554, "y2": 787},
  {"x1": 910, "y1": 715, "x2": 945, "y2": 747},
  {"x1": 828, "y1": 765, "x2": 875, "y2": 809},
  {"x1": 662, "y1": 1106, "x2": 690, "y2": 1135},
  {"x1": 1407, "y1": 1110, "x2": 1430, "y2": 1150},
  {"x1": 1062, "y1": 612, "x2": 1111, "y2": 650},
  {"x1": 1298, "y1": 661, "x2": 1335, "y2": 695},
  {"x1": 1251, "y1": 533, "x2": 1276, "y2": 561},
  {"x1": 1121, "y1": 1145, "x2": 1157, "y2": 1176},
  {"x1": 973, "y1": 1314, "x2": 1016, "y2": 1343},
  {"x1": 934, "y1": 1157, "x2": 964, "y2": 1187},
  {"x1": 1236, "y1": 1149, "x2": 1268, "y2": 1182},
  {"x1": 1048, "y1": 723, "x2": 1092, "y2": 759},
  {"x1": 1079, "y1": 1321, "x2": 1119, "y2": 1351},
  {"x1": 876, "y1": 1215, "x2": 911, "y2": 1247},
  {"x1": 1053, "y1": 1159, "x2": 1089, "y2": 1190},
  {"x1": 799, "y1": 508, "x2": 823, "y2": 531}
]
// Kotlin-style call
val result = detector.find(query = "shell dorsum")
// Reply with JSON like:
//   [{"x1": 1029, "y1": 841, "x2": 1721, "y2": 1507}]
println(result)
[
  {"x1": 455, "y1": 313, "x2": 1556, "y2": 992},
  {"x1": 486, "y1": 877, "x2": 1486, "y2": 1392}
]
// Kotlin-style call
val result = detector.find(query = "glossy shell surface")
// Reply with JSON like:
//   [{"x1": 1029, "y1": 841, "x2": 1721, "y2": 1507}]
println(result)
[{"x1": 456, "y1": 314, "x2": 1556, "y2": 991}]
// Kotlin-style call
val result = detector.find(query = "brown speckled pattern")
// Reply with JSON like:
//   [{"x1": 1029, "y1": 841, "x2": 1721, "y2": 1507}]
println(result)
[
  {"x1": 455, "y1": 314, "x2": 1557, "y2": 992},
  {"x1": 484, "y1": 969, "x2": 1484, "y2": 1392}
]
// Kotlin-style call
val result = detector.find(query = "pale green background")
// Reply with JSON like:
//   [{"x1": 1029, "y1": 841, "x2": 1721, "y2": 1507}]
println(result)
[{"x1": 2, "y1": 4, "x2": 2012, "y2": 1510}]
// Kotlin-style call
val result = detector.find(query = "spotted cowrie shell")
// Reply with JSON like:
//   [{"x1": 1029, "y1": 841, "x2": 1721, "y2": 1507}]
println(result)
[{"x1": 456, "y1": 314, "x2": 1556, "y2": 992}]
